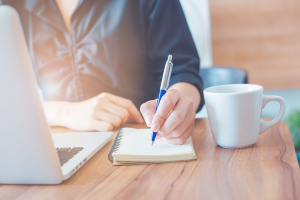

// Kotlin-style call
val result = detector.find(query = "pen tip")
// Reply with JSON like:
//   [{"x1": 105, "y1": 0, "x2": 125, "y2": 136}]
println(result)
[
  {"x1": 152, "y1": 141, "x2": 154, "y2": 146},
  {"x1": 167, "y1": 55, "x2": 172, "y2": 62}
]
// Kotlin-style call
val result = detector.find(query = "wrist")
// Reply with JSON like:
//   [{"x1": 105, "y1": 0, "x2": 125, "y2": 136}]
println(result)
[{"x1": 43, "y1": 101, "x2": 73, "y2": 127}]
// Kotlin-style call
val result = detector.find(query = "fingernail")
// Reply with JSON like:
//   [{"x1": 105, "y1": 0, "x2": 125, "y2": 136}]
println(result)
[
  {"x1": 152, "y1": 123, "x2": 160, "y2": 132},
  {"x1": 158, "y1": 131, "x2": 163, "y2": 136},
  {"x1": 145, "y1": 115, "x2": 152, "y2": 127}
]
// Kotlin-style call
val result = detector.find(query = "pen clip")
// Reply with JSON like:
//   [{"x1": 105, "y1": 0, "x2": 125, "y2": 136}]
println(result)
[
  {"x1": 160, "y1": 55, "x2": 173, "y2": 90},
  {"x1": 166, "y1": 62, "x2": 173, "y2": 89}
]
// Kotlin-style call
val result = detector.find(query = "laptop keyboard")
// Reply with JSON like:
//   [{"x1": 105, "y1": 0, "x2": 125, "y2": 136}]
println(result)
[{"x1": 56, "y1": 147, "x2": 84, "y2": 166}]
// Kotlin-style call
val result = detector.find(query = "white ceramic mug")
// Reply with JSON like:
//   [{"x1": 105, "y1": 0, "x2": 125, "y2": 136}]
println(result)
[{"x1": 204, "y1": 84, "x2": 285, "y2": 149}]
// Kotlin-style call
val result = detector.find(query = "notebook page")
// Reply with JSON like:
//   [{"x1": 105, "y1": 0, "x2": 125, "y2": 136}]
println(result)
[{"x1": 113, "y1": 128, "x2": 193, "y2": 156}]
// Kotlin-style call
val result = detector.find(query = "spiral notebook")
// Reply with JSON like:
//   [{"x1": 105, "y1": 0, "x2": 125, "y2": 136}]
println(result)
[{"x1": 108, "y1": 128, "x2": 197, "y2": 165}]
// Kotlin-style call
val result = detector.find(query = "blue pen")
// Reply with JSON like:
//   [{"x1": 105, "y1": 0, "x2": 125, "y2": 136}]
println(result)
[{"x1": 152, "y1": 55, "x2": 173, "y2": 145}]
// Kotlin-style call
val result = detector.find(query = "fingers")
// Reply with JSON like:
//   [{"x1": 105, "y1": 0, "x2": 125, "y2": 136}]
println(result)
[
  {"x1": 165, "y1": 122, "x2": 194, "y2": 145},
  {"x1": 156, "y1": 95, "x2": 193, "y2": 137},
  {"x1": 98, "y1": 101, "x2": 129, "y2": 124},
  {"x1": 93, "y1": 109, "x2": 122, "y2": 127},
  {"x1": 108, "y1": 94, "x2": 144, "y2": 124},
  {"x1": 91, "y1": 120, "x2": 114, "y2": 132},
  {"x1": 151, "y1": 89, "x2": 180, "y2": 132},
  {"x1": 164, "y1": 110, "x2": 195, "y2": 139},
  {"x1": 140, "y1": 99, "x2": 157, "y2": 127}
]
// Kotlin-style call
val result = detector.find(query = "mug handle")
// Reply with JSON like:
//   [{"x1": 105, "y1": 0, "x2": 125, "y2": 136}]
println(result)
[{"x1": 259, "y1": 95, "x2": 285, "y2": 134}]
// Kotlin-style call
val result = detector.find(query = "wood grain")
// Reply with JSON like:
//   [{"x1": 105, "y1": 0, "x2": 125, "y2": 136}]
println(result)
[
  {"x1": 210, "y1": 0, "x2": 300, "y2": 89},
  {"x1": 0, "y1": 119, "x2": 299, "y2": 200}
]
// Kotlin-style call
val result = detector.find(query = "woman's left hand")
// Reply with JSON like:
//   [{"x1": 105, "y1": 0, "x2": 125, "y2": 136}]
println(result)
[{"x1": 140, "y1": 89, "x2": 196, "y2": 145}]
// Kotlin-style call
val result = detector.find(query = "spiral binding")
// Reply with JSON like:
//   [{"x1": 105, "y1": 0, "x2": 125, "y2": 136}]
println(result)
[{"x1": 108, "y1": 129, "x2": 124, "y2": 163}]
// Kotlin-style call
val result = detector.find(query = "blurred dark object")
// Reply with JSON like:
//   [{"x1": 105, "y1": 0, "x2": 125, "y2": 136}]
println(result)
[{"x1": 200, "y1": 66, "x2": 248, "y2": 89}]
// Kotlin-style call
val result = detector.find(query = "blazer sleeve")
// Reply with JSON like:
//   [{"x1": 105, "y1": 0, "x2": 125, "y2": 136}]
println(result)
[{"x1": 144, "y1": 0, "x2": 204, "y2": 112}]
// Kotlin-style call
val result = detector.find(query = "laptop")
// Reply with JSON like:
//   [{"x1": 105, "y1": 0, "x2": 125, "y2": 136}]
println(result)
[{"x1": 0, "y1": 6, "x2": 113, "y2": 184}]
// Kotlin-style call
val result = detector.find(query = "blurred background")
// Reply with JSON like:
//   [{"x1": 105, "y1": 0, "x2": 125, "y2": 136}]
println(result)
[
  {"x1": 179, "y1": 0, "x2": 300, "y2": 121},
  {"x1": 210, "y1": 0, "x2": 300, "y2": 122}
]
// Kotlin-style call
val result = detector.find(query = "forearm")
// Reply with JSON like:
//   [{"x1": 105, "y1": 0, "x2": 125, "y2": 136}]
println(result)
[
  {"x1": 42, "y1": 93, "x2": 143, "y2": 131},
  {"x1": 169, "y1": 82, "x2": 201, "y2": 112},
  {"x1": 42, "y1": 101, "x2": 70, "y2": 127}
]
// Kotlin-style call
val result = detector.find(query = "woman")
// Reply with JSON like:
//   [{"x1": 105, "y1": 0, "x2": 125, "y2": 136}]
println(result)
[{"x1": 1, "y1": 0, "x2": 204, "y2": 144}]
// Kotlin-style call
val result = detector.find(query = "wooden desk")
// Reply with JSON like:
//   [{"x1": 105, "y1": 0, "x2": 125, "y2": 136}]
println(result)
[{"x1": 1, "y1": 119, "x2": 300, "y2": 200}]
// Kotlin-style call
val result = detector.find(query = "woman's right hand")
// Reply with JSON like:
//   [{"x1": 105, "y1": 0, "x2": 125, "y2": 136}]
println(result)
[{"x1": 43, "y1": 93, "x2": 144, "y2": 131}]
